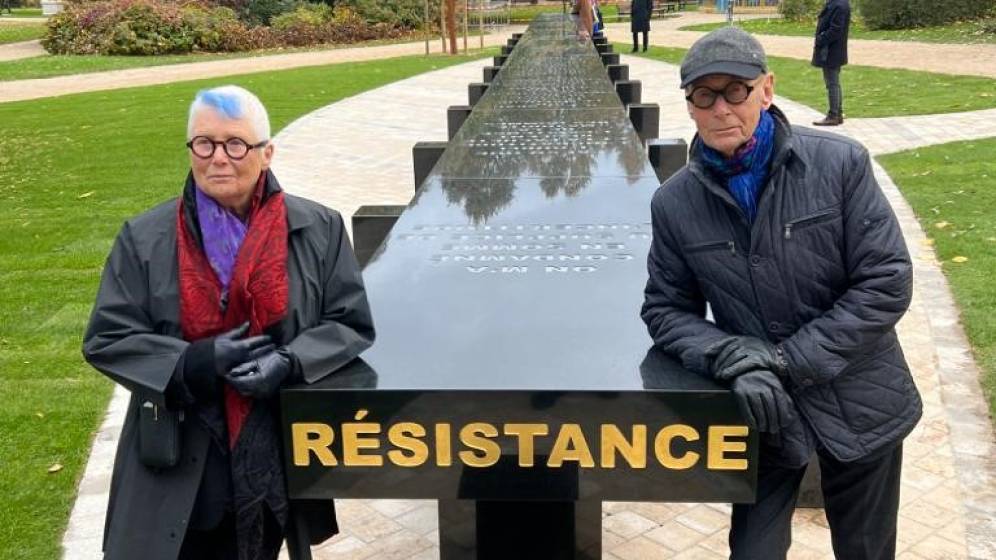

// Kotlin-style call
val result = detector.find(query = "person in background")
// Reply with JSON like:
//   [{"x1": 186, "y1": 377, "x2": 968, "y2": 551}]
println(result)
[
  {"x1": 631, "y1": 0, "x2": 653, "y2": 52},
  {"x1": 83, "y1": 85, "x2": 375, "y2": 560},
  {"x1": 642, "y1": 27, "x2": 921, "y2": 559},
  {"x1": 575, "y1": 0, "x2": 594, "y2": 39},
  {"x1": 811, "y1": 0, "x2": 851, "y2": 126}
]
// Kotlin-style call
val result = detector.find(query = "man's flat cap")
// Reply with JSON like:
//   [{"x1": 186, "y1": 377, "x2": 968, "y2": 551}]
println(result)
[{"x1": 679, "y1": 26, "x2": 767, "y2": 88}]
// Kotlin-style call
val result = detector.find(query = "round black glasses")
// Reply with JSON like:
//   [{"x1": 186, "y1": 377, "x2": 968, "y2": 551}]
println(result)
[
  {"x1": 186, "y1": 136, "x2": 268, "y2": 160},
  {"x1": 685, "y1": 81, "x2": 755, "y2": 110}
]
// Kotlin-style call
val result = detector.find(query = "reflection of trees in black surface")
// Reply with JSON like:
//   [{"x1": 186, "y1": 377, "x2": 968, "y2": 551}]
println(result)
[{"x1": 441, "y1": 178, "x2": 516, "y2": 225}]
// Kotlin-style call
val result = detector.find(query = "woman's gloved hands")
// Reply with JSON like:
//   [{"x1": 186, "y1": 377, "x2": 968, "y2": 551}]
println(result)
[
  {"x1": 224, "y1": 349, "x2": 292, "y2": 399},
  {"x1": 213, "y1": 322, "x2": 274, "y2": 376}
]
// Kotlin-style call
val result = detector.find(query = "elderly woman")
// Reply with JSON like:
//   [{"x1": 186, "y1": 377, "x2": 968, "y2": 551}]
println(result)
[{"x1": 83, "y1": 85, "x2": 375, "y2": 560}]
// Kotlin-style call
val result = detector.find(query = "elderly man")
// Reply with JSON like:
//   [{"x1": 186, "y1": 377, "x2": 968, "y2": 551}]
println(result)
[
  {"x1": 84, "y1": 85, "x2": 375, "y2": 560},
  {"x1": 641, "y1": 27, "x2": 921, "y2": 559}
]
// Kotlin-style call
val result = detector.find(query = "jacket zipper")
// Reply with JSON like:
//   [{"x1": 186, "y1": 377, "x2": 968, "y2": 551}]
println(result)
[
  {"x1": 783, "y1": 209, "x2": 838, "y2": 240},
  {"x1": 685, "y1": 240, "x2": 736, "y2": 255}
]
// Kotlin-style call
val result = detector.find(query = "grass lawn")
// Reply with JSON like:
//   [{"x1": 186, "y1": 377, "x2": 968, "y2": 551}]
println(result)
[
  {"x1": 0, "y1": 49, "x2": 491, "y2": 559},
  {"x1": 628, "y1": 44, "x2": 996, "y2": 117},
  {"x1": 0, "y1": 31, "x2": 468, "y2": 81},
  {"x1": 508, "y1": 3, "x2": 620, "y2": 23},
  {"x1": 682, "y1": 18, "x2": 996, "y2": 44},
  {"x1": 878, "y1": 140, "x2": 996, "y2": 420},
  {"x1": 0, "y1": 22, "x2": 44, "y2": 44},
  {"x1": 0, "y1": 7, "x2": 43, "y2": 17}
]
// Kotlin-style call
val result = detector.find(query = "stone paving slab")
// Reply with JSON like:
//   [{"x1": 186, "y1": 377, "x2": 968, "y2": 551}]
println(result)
[{"x1": 64, "y1": 55, "x2": 996, "y2": 560}]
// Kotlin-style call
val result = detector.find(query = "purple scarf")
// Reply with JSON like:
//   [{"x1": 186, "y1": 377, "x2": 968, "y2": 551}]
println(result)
[{"x1": 195, "y1": 186, "x2": 248, "y2": 292}]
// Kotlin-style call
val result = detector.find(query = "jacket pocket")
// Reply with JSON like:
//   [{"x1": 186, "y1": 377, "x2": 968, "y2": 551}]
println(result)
[
  {"x1": 783, "y1": 208, "x2": 839, "y2": 240},
  {"x1": 683, "y1": 240, "x2": 736, "y2": 256},
  {"x1": 832, "y1": 341, "x2": 913, "y2": 432}
]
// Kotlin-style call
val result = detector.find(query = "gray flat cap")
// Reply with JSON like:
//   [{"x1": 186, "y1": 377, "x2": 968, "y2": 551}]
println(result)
[{"x1": 679, "y1": 26, "x2": 767, "y2": 88}]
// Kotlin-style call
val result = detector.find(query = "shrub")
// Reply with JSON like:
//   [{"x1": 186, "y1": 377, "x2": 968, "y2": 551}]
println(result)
[
  {"x1": 239, "y1": 0, "x2": 298, "y2": 26},
  {"x1": 860, "y1": 0, "x2": 996, "y2": 30},
  {"x1": 778, "y1": 0, "x2": 822, "y2": 22},
  {"x1": 336, "y1": 0, "x2": 428, "y2": 29},
  {"x1": 43, "y1": 0, "x2": 273, "y2": 54},
  {"x1": 43, "y1": 0, "x2": 405, "y2": 54}
]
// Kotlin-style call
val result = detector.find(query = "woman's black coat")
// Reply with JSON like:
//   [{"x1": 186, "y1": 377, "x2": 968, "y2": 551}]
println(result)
[
  {"x1": 812, "y1": 0, "x2": 851, "y2": 68},
  {"x1": 83, "y1": 171, "x2": 375, "y2": 560}
]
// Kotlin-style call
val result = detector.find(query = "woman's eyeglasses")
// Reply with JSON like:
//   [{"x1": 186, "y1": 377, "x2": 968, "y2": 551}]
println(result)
[{"x1": 186, "y1": 136, "x2": 268, "y2": 160}]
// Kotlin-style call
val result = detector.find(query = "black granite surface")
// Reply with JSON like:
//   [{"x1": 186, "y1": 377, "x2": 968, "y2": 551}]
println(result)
[{"x1": 283, "y1": 14, "x2": 755, "y2": 505}]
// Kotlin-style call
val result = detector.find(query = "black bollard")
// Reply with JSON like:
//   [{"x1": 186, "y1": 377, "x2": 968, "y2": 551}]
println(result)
[
  {"x1": 447, "y1": 105, "x2": 472, "y2": 141},
  {"x1": 468, "y1": 83, "x2": 489, "y2": 106},
  {"x1": 351, "y1": 205, "x2": 405, "y2": 269},
  {"x1": 629, "y1": 103, "x2": 660, "y2": 142},
  {"x1": 615, "y1": 80, "x2": 642, "y2": 106},
  {"x1": 607, "y1": 64, "x2": 629, "y2": 83},
  {"x1": 483, "y1": 66, "x2": 500, "y2": 83},
  {"x1": 647, "y1": 138, "x2": 688, "y2": 183},
  {"x1": 413, "y1": 141, "x2": 448, "y2": 191}
]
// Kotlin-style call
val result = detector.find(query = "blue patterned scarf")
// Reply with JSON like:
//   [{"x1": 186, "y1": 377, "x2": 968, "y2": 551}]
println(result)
[{"x1": 700, "y1": 109, "x2": 776, "y2": 224}]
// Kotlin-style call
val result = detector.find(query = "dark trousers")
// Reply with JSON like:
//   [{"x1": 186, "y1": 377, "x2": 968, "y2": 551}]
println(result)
[
  {"x1": 729, "y1": 443, "x2": 903, "y2": 560},
  {"x1": 179, "y1": 510, "x2": 284, "y2": 560},
  {"x1": 632, "y1": 31, "x2": 648, "y2": 51},
  {"x1": 822, "y1": 66, "x2": 843, "y2": 118}
]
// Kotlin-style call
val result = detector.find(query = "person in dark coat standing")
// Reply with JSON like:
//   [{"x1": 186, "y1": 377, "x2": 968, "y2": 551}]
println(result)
[
  {"x1": 642, "y1": 27, "x2": 921, "y2": 559},
  {"x1": 811, "y1": 0, "x2": 851, "y2": 125},
  {"x1": 630, "y1": 0, "x2": 653, "y2": 52},
  {"x1": 83, "y1": 85, "x2": 375, "y2": 560}
]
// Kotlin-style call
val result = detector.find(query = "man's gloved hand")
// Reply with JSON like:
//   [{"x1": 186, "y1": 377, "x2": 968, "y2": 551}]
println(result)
[
  {"x1": 706, "y1": 336, "x2": 787, "y2": 382},
  {"x1": 731, "y1": 369, "x2": 795, "y2": 434},
  {"x1": 213, "y1": 322, "x2": 274, "y2": 377},
  {"x1": 224, "y1": 349, "x2": 292, "y2": 399}
]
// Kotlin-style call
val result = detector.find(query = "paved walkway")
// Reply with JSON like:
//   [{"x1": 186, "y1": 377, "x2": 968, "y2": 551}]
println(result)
[
  {"x1": 4, "y1": 11, "x2": 996, "y2": 105},
  {"x1": 0, "y1": 29, "x2": 525, "y2": 103},
  {"x1": 601, "y1": 12, "x2": 996, "y2": 79},
  {"x1": 0, "y1": 39, "x2": 44, "y2": 62},
  {"x1": 63, "y1": 54, "x2": 996, "y2": 559}
]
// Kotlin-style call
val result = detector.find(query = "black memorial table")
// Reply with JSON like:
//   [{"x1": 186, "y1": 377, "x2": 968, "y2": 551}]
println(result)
[{"x1": 282, "y1": 14, "x2": 757, "y2": 559}]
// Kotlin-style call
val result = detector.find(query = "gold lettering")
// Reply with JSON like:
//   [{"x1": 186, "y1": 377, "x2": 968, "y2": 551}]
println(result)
[
  {"x1": 436, "y1": 423, "x2": 453, "y2": 466},
  {"x1": 654, "y1": 424, "x2": 700, "y2": 469},
  {"x1": 707, "y1": 426, "x2": 749, "y2": 470},
  {"x1": 547, "y1": 424, "x2": 595, "y2": 468},
  {"x1": 291, "y1": 423, "x2": 337, "y2": 467},
  {"x1": 458, "y1": 423, "x2": 500, "y2": 467},
  {"x1": 387, "y1": 422, "x2": 428, "y2": 467},
  {"x1": 503, "y1": 423, "x2": 549, "y2": 467},
  {"x1": 342, "y1": 409, "x2": 382, "y2": 467},
  {"x1": 600, "y1": 424, "x2": 646, "y2": 468}
]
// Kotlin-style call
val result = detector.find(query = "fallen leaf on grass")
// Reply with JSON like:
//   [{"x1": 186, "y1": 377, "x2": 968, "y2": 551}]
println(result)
[
  {"x1": 35, "y1": 412, "x2": 44, "y2": 419},
  {"x1": 78, "y1": 191, "x2": 95, "y2": 199},
  {"x1": 951, "y1": 256, "x2": 969, "y2": 263},
  {"x1": 48, "y1": 463, "x2": 63, "y2": 474},
  {"x1": 934, "y1": 221, "x2": 951, "y2": 229}
]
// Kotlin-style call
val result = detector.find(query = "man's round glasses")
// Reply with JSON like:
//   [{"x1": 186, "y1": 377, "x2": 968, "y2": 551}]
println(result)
[
  {"x1": 186, "y1": 136, "x2": 268, "y2": 160},
  {"x1": 685, "y1": 81, "x2": 755, "y2": 110}
]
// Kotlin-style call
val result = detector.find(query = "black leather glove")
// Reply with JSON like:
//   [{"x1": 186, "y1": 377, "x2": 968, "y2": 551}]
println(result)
[
  {"x1": 213, "y1": 322, "x2": 274, "y2": 377},
  {"x1": 707, "y1": 336, "x2": 787, "y2": 382},
  {"x1": 224, "y1": 349, "x2": 292, "y2": 399},
  {"x1": 731, "y1": 370, "x2": 794, "y2": 434}
]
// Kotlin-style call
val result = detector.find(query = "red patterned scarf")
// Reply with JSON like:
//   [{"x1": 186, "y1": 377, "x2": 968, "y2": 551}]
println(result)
[{"x1": 177, "y1": 173, "x2": 289, "y2": 448}]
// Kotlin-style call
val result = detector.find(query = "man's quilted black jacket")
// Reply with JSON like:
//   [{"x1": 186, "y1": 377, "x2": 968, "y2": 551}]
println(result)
[{"x1": 641, "y1": 106, "x2": 922, "y2": 462}]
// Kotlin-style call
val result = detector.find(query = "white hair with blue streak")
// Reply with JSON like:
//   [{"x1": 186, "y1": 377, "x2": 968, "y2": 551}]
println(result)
[{"x1": 187, "y1": 85, "x2": 271, "y2": 142}]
